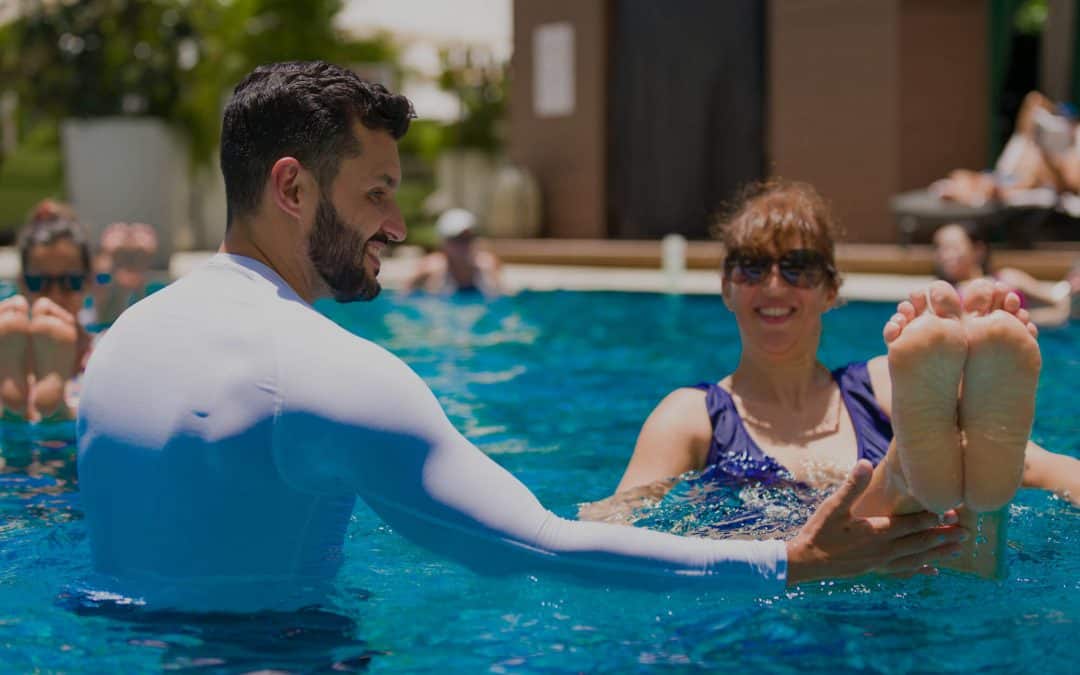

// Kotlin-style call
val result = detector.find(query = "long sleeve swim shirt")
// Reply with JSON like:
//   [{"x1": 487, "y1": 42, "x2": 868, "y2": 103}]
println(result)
[{"x1": 76, "y1": 254, "x2": 787, "y2": 612}]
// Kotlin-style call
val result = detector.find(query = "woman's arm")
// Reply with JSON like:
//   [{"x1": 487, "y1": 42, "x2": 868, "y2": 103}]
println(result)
[
  {"x1": 1022, "y1": 441, "x2": 1080, "y2": 506},
  {"x1": 577, "y1": 388, "x2": 712, "y2": 522},
  {"x1": 615, "y1": 388, "x2": 713, "y2": 493}
]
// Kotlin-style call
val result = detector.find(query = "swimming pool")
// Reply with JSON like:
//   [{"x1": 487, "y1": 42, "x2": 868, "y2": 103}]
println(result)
[{"x1": 1, "y1": 290, "x2": 1077, "y2": 672}]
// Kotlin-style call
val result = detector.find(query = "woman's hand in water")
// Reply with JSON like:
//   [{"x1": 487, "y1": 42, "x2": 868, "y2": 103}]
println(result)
[{"x1": 785, "y1": 460, "x2": 968, "y2": 585}]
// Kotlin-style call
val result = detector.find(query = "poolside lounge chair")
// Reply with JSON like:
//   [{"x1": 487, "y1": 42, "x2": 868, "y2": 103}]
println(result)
[{"x1": 890, "y1": 188, "x2": 1078, "y2": 247}]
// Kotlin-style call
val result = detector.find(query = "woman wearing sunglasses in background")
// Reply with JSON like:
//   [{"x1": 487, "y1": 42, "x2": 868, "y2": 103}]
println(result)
[
  {"x1": 585, "y1": 180, "x2": 1079, "y2": 576},
  {"x1": 0, "y1": 216, "x2": 93, "y2": 422}
]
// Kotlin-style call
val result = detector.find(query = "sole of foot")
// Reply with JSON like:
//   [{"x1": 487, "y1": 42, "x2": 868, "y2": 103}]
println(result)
[
  {"x1": 959, "y1": 280, "x2": 1041, "y2": 512},
  {"x1": 886, "y1": 281, "x2": 968, "y2": 514}
]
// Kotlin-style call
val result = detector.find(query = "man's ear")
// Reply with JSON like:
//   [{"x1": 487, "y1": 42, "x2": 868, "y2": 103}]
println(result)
[
  {"x1": 720, "y1": 274, "x2": 733, "y2": 310},
  {"x1": 268, "y1": 157, "x2": 310, "y2": 221}
]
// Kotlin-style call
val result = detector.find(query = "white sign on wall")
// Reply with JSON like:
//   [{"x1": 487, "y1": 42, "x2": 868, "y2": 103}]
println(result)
[{"x1": 533, "y1": 22, "x2": 575, "y2": 118}]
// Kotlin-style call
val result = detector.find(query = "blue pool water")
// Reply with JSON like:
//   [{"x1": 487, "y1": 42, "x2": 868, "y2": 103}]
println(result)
[{"x1": 1, "y1": 291, "x2": 1077, "y2": 673}]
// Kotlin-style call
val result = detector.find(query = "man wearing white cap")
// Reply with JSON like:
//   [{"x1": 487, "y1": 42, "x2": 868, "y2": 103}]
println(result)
[{"x1": 403, "y1": 207, "x2": 503, "y2": 296}]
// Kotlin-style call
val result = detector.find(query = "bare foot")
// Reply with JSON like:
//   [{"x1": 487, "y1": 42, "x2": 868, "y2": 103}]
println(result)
[
  {"x1": 0, "y1": 295, "x2": 31, "y2": 417},
  {"x1": 959, "y1": 280, "x2": 1041, "y2": 512},
  {"x1": 885, "y1": 281, "x2": 967, "y2": 513},
  {"x1": 28, "y1": 297, "x2": 78, "y2": 420}
]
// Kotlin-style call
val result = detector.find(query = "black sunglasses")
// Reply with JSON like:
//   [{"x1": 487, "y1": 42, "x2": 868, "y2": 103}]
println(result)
[
  {"x1": 23, "y1": 273, "x2": 86, "y2": 293},
  {"x1": 723, "y1": 249, "x2": 834, "y2": 289}
]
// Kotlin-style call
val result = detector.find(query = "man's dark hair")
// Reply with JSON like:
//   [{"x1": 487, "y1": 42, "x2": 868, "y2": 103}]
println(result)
[
  {"x1": 220, "y1": 61, "x2": 415, "y2": 225},
  {"x1": 18, "y1": 217, "x2": 92, "y2": 275}
]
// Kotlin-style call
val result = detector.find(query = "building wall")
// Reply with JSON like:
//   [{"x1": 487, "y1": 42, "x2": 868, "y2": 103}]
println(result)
[
  {"x1": 509, "y1": 0, "x2": 989, "y2": 242},
  {"x1": 769, "y1": 0, "x2": 987, "y2": 243},
  {"x1": 509, "y1": 0, "x2": 610, "y2": 238},
  {"x1": 898, "y1": 0, "x2": 988, "y2": 190}
]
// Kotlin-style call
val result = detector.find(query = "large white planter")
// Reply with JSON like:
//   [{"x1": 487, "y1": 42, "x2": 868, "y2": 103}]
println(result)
[
  {"x1": 485, "y1": 164, "x2": 541, "y2": 238},
  {"x1": 189, "y1": 156, "x2": 228, "y2": 250},
  {"x1": 432, "y1": 149, "x2": 496, "y2": 224},
  {"x1": 61, "y1": 117, "x2": 192, "y2": 267}
]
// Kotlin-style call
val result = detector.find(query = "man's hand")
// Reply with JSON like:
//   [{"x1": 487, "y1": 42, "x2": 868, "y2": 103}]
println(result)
[
  {"x1": 28, "y1": 297, "x2": 79, "y2": 420},
  {"x1": 0, "y1": 295, "x2": 31, "y2": 416},
  {"x1": 786, "y1": 460, "x2": 967, "y2": 585}
]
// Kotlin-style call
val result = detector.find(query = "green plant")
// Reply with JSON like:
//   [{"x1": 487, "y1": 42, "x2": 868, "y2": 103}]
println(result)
[
  {"x1": 180, "y1": 0, "x2": 399, "y2": 162},
  {"x1": 0, "y1": 0, "x2": 400, "y2": 166},
  {"x1": 0, "y1": 121, "x2": 63, "y2": 239},
  {"x1": 437, "y1": 46, "x2": 506, "y2": 152},
  {"x1": 1014, "y1": 0, "x2": 1047, "y2": 34},
  {"x1": 0, "y1": 0, "x2": 197, "y2": 120}
]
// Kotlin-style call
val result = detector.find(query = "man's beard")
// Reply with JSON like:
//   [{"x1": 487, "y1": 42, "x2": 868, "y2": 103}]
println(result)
[{"x1": 308, "y1": 193, "x2": 385, "y2": 303}]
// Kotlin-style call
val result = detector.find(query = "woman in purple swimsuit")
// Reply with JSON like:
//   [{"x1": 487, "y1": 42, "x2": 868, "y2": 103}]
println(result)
[{"x1": 584, "y1": 181, "x2": 1080, "y2": 575}]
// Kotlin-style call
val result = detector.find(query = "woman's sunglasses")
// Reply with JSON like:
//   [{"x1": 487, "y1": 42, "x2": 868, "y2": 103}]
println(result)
[
  {"x1": 23, "y1": 273, "x2": 87, "y2": 293},
  {"x1": 723, "y1": 249, "x2": 834, "y2": 289}
]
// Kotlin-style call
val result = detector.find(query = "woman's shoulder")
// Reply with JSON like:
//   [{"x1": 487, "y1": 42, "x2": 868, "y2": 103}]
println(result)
[
  {"x1": 645, "y1": 384, "x2": 717, "y2": 434},
  {"x1": 838, "y1": 356, "x2": 892, "y2": 419}
]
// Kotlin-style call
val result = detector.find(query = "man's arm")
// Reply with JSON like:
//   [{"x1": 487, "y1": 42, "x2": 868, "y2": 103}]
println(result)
[{"x1": 275, "y1": 337, "x2": 966, "y2": 592}]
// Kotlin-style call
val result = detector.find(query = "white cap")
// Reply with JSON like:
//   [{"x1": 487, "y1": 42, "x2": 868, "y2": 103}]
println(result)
[{"x1": 436, "y1": 208, "x2": 477, "y2": 240}]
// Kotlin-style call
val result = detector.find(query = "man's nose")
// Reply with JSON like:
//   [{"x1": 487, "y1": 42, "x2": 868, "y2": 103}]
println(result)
[{"x1": 382, "y1": 201, "x2": 407, "y2": 243}]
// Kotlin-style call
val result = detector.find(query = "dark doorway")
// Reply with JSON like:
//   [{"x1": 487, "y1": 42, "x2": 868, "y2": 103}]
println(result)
[{"x1": 608, "y1": 0, "x2": 765, "y2": 239}]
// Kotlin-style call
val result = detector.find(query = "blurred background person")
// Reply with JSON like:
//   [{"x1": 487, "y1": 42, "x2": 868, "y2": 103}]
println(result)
[
  {"x1": 931, "y1": 91, "x2": 1080, "y2": 206},
  {"x1": 933, "y1": 222, "x2": 1076, "y2": 325},
  {"x1": 0, "y1": 215, "x2": 93, "y2": 423},
  {"x1": 403, "y1": 208, "x2": 503, "y2": 296},
  {"x1": 90, "y1": 222, "x2": 159, "y2": 328}
]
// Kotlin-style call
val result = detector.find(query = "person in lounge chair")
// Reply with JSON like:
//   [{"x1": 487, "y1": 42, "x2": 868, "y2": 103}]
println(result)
[{"x1": 932, "y1": 91, "x2": 1079, "y2": 206}]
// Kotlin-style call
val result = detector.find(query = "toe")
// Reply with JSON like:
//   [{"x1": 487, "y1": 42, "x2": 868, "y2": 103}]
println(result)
[
  {"x1": 884, "y1": 320, "x2": 902, "y2": 344},
  {"x1": 1002, "y1": 290, "x2": 1022, "y2": 314},
  {"x1": 961, "y1": 278, "x2": 995, "y2": 315},
  {"x1": 897, "y1": 301, "x2": 917, "y2": 322},
  {"x1": 908, "y1": 289, "x2": 928, "y2": 315},
  {"x1": 929, "y1": 281, "x2": 964, "y2": 318}
]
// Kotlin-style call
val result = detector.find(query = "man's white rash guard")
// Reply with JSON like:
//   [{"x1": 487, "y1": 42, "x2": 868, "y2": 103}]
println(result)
[{"x1": 77, "y1": 254, "x2": 787, "y2": 612}]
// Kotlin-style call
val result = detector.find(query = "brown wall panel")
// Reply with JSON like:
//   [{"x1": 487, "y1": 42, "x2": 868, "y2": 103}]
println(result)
[
  {"x1": 510, "y1": 0, "x2": 610, "y2": 238},
  {"x1": 769, "y1": 0, "x2": 987, "y2": 243},
  {"x1": 898, "y1": 0, "x2": 988, "y2": 189},
  {"x1": 770, "y1": 0, "x2": 899, "y2": 243}
]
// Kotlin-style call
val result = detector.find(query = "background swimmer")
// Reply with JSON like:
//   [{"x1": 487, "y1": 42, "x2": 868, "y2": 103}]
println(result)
[
  {"x1": 0, "y1": 216, "x2": 93, "y2": 422},
  {"x1": 933, "y1": 222, "x2": 1076, "y2": 326},
  {"x1": 403, "y1": 208, "x2": 503, "y2": 296}
]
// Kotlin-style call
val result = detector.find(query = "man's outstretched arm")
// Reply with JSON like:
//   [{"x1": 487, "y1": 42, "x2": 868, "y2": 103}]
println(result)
[{"x1": 275, "y1": 340, "x2": 966, "y2": 592}]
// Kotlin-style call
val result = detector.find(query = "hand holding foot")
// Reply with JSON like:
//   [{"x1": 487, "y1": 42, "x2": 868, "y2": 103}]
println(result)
[
  {"x1": 28, "y1": 297, "x2": 79, "y2": 420},
  {"x1": 0, "y1": 295, "x2": 31, "y2": 417},
  {"x1": 786, "y1": 460, "x2": 967, "y2": 585}
]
